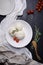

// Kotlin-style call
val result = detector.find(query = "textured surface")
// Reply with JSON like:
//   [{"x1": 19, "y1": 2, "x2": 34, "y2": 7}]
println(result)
[
  {"x1": 17, "y1": 0, "x2": 43, "y2": 63},
  {"x1": 0, "y1": 46, "x2": 42, "y2": 65}
]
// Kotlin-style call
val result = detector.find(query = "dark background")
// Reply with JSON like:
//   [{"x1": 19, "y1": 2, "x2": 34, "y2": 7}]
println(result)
[{"x1": 0, "y1": 0, "x2": 43, "y2": 64}]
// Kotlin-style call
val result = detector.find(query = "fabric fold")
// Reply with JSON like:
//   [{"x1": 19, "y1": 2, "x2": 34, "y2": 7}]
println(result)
[{"x1": 0, "y1": 0, "x2": 33, "y2": 64}]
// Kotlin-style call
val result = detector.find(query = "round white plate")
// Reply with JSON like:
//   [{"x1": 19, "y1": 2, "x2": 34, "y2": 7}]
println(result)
[
  {"x1": 0, "y1": 0, "x2": 15, "y2": 15},
  {"x1": 0, "y1": 0, "x2": 23, "y2": 15},
  {"x1": 6, "y1": 20, "x2": 33, "y2": 48}
]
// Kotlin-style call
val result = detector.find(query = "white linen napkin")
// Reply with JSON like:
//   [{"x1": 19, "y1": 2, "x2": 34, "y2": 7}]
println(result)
[{"x1": 7, "y1": 0, "x2": 27, "y2": 18}]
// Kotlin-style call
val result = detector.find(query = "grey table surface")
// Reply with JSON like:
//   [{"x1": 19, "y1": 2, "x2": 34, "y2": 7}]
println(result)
[{"x1": 0, "y1": 0, "x2": 43, "y2": 63}]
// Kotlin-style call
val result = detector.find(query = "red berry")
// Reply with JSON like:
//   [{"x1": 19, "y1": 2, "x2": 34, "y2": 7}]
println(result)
[
  {"x1": 27, "y1": 10, "x2": 31, "y2": 14},
  {"x1": 41, "y1": 1, "x2": 43, "y2": 7},
  {"x1": 36, "y1": 4, "x2": 40, "y2": 7},
  {"x1": 30, "y1": 10, "x2": 34, "y2": 14},
  {"x1": 13, "y1": 37, "x2": 17, "y2": 40},
  {"x1": 16, "y1": 38, "x2": 19, "y2": 43},
  {"x1": 36, "y1": 6, "x2": 39, "y2": 10},
  {"x1": 38, "y1": 1, "x2": 41, "y2": 5},
  {"x1": 27, "y1": 10, "x2": 34, "y2": 14},
  {"x1": 38, "y1": 8, "x2": 41, "y2": 12},
  {"x1": 40, "y1": 6, "x2": 42, "y2": 10}
]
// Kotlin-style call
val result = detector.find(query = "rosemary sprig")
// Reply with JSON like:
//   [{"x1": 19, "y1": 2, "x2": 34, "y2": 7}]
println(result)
[{"x1": 34, "y1": 25, "x2": 41, "y2": 43}]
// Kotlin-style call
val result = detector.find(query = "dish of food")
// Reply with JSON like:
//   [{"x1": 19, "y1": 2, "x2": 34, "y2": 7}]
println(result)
[
  {"x1": 6, "y1": 20, "x2": 33, "y2": 48},
  {"x1": 9, "y1": 22, "x2": 25, "y2": 43}
]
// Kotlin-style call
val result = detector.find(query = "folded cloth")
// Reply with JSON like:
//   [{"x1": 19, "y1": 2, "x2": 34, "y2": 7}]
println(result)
[
  {"x1": 0, "y1": 46, "x2": 43, "y2": 65},
  {"x1": 0, "y1": 22, "x2": 32, "y2": 64},
  {"x1": 0, "y1": 0, "x2": 33, "y2": 64},
  {"x1": 0, "y1": 45, "x2": 32, "y2": 64},
  {"x1": 7, "y1": 0, "x2": 27, "y2": 18}
]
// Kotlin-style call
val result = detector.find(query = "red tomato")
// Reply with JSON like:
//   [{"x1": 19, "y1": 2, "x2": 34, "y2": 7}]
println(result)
[
  {"x1": 36, "y1": 3, "x2": 41, "y2": 7},
  {"x1": 13, "y1": 36, "x2": 19, "y2": 43},
  {"x1": 30, "y1": 10, "x2": 34, "y2": 14},
  {"x1": 38, "y1": 8, "x2": 41, "y2": 12},
  {"x1": 41, "y1": 1, "x2": 43, "y2": 7},
  {"x1": 13, "y1": 37, "x2": 17, "y2": 40},
  {"x1": 36, "y1": 6, "x2": 39, "y2": 10},
  {"x1": 27, "y1": 10, "x2": 34, "y2": 14},
  {"x1": 40, "y1": 6, "x2": 42, "y2": 10},
  {"x1": 16, "y1": 38, "x2": 19, "y2": 43},
  {"x1": 27, "y1": 10, "x2": 31, "y2": 14},
  {"x1": 38, "y1": 1, "x2": 41, "y2": 5}
]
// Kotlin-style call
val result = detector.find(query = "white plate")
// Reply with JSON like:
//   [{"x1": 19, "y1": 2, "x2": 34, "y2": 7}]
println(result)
[
  {"x1": 6, "y1": 20, "x2": 33, "y2": 48},
  {"x1": 0, "y1": 0, "x2": 15, "y2": 15},
  {"x1": 0, "y1": 0, "x2": 23, "y2": 15}
]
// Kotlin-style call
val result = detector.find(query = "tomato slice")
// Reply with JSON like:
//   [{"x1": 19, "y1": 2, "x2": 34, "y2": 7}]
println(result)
[
  {"x1": 13, "y1": 37, "x2": 17, "y2": 40},
  {"x1": 13, "y1": 36, "x2": 19, "y2": 43},
  {"x1": 16, "y1": 38, "x2": 19, "y2": 43}
]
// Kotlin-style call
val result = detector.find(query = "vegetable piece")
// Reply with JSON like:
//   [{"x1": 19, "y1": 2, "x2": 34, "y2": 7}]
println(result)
[
  {"x1": 36, "y1": 0, "x2": 43, "y2": 12},
  {"x1": 15, "y1": 38, "x2": 19, "y2": 43},
  {"x1": 38, "y1": 8, "x2": 41, "y2": 12},
  {"x1": 13, "y1": 36, "x2": 19, "y2": 43},
  {"x1": 41, "y1": 1, "x2": 43, "y2": 7},
  {"x1": 38, "y1": 1, "x2": 41, "y2": 5},
  {"x1": 27, "y1": 10, "x2": 31, "y2": 14},
  {"x1": 36, "y1": 4, "x2": 40, "y2": 7},
  {"x1": 40, "y1": 6, "x2": 42, "y2": 9},
  {"x1": 13, "y1": 37, "x2": 17, "y2": 40},
  {"x1": 31, "y1": 26, "x2": 41, "y2": 60},
  {"x1": 32, "y1": 40, "x2": 41, "y2": 60},
  {"x1": 27, "y1": 10, "x2": 34, "y2": 14},
  {"x1": 36, "y1": 6, "x2": 39, "y2": 10},
  {"x1": 30, "y1": 10, "x2": 34, "y2": 14}
]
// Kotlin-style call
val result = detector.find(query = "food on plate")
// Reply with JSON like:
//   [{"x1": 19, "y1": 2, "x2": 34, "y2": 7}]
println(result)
[
  {"x1": 13, "y1": 37, "x2": 20, "y2": 43},
  {"x1": 9, "y1": 22, "x2": 25, "y2": 43},
  {"x1": 9, "y1": 27, "x2": 16, "y2": 37},
  {"x1": 13, "y1": 36, "x2": 19, "y2": 43},
  {"x1": 14, "y1": 31, "x2": 25, "y2": 40},
  {"x1": 15, "y1": 22, "x2": 23, "y2": 31}
]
